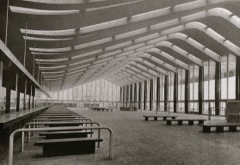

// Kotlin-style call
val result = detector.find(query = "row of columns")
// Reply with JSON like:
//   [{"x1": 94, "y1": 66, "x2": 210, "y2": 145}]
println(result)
[
  {"x1": 0, "y1": 61, "x2": 36, "y2": 114},
  {"x1": 0, "y1": 0, "x2": 38, "y2": 114},
  {"x1": 120, "y1": 58, "x2": 240, "y2": 115}
]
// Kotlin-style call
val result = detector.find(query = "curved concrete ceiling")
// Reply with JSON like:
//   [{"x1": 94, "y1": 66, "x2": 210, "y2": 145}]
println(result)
[{"x1": 4, "y1": 0, "x2": 240, "y2": 91}]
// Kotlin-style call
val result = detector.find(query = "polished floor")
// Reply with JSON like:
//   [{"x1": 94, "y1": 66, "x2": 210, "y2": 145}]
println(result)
[{"x1": 10, "y1": 108, "x2": 240, "y2": 165}]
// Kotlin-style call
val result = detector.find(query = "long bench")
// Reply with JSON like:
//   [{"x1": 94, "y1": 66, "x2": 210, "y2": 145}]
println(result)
[
  {"x1": 201, "y1": 123, "x2": 240, "y2": 133},
  {"x1": 143, "y1": 115, "x2": 177, "y2": 121},
  {"x1": 39, "y1": 115, "x2": 83, "y2": 118},
  {"x1": 27, "y1": 121, "x2": 97, "y2": 127},
  {"x1": 91, "y1": 107, "x2": 113, "y2": 111},
  {"x1": 39, "y1": 131, "x2": 94, "y2": 139},
  {"x1": 32, "y1": 118, "x2": 91, "y2": 122},
  {"x1": 42, "y1": 113, "x2": 77, "y2": 115},
  {"x1": 120, "y1": 107, "x2": 131, "y2": 111},
  {"x1": 35, "y1": 137, "x2": 103, "y2": 156},
  {"x1": 40, "y1": 113, "x2": 79, "y2": 115},
  {"x1": 166, "y1": 119, "x2": 206, "y2": 125}
]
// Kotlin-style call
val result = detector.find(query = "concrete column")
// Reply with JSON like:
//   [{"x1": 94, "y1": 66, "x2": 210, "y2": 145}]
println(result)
[
  {"x1": 32, "y1": 85, "x2": 35, "y2": 109},
  {"x1": 236, "y1": 56, "x2": 240, "y2": 99},
  {"x1": 215, "y1": 62, "x2": 221, "y2": 115},
  {"x1": 122, "y1": 85, "x2": 125, "y2": 106},
  {"x1": 138, "y1": 82, "x2": 141, "y2": 109},
  {"x1": 164, "y1": 75, "x2": 168, "y2": 112},
  {"x1": 174, "y1": 73, "x2": 178, "y2": 113},
  {"x1": 23, "y1": 80, "x2": 27, "y2": 110},
  {"x1": 130, "y1": 84, "x2": 133, "y2": 105},
  {"x1": 28, "y1": 84, "x2": 31, "y2": 109},
  {"x1": 0, "y1": 0, "x2": 8, "y2": 44},
  {"x1": 120, "y1": 86, "x2": 123, "y2": 103},
  {"x1": 122, "y1": 85, "x2": 124, "y2": 106},
  {"x1": 185, "y1": 70, "x2": 190, "y2": 114},
  {"x1": 5, "y1": 88, "x2": 10, "y2": 114},
  {"x1": 156, "y1": 77, "x2": 160, "y2": 111},
  {"x1": 199, "y1": 66, "x2": 204, "y2": 114},
  {"x1": 0, "y1": 61, "x2": 3, "y2": 112},
  {"x1": 126, "y1": 85, "x2": 129, "y2": 106},
  {"x1": 144, "y1": 80, "x2": 147, "y2": 110},
  {"x1": 134, "y1": 83, "x2": 137, "y2": 108},
  {"x1": 3, "y1": 69, "x2": 16, "y2": 113},
  {"x1": 16, "y1": 73, "x2": 20, "y2": 112},
  {"x1": 150, "y1": 79, "x2": 153, "y2": 111}
]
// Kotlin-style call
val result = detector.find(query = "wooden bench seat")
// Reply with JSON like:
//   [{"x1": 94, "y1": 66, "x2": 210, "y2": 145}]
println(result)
[
  {"x1": 120, "y1": 107, "x2": 131, "y2": 111},
  {"x1": 91, "y1": 107, "x2": 102, "y2": 111},
  {"x1": 201, "y1": 123, "x2": 240, "y2": 133},
  {"x1": 39, "y1": 131, "x2": 94, "y2": 139},
  {"x1": 44, "y1": 122, "x2": 85, "y2": 127},
  {"x1": 91, "y1": 107, "x2": 113, "y2": 111},
  {"x1": 32, "y1": 118, "x2": 85, "y2": 122},
  {"x1": 41, "y1": 113, "x2": 78, "y2": 116},
  {"x1": 104, "y1": 108, "x2": 113, "y2": 111},
  {"x1": 143, "y1": 115, "x2": 177, "y2": 121},
  {"x1": 39, "y1": 116, "x2": 83, "y2": 118},
  {"x1": 27, "y1": 121, "x2": 97, "y2": 128},
  {"x1": 166, "y1": 119, "x2": 206, "y2": 125},
  {"x1": 35, "y1": 138, "x2": 103, "y2": 156}
]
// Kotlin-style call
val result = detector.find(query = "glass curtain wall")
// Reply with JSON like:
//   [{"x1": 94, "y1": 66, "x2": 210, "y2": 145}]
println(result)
[{"x1": 44, "y1": 79, "x2": 120, "y2": 108}]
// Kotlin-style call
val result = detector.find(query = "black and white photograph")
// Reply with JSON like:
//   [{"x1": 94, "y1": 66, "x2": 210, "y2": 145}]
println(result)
[{"x1": 0, "y1": 0, "x2": 240, "y2": 164}]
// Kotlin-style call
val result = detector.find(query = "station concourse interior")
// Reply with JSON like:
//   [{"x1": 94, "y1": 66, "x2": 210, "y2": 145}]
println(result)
[{"x1": 1, "y1": 0, "x2": 240, "y2": 164}]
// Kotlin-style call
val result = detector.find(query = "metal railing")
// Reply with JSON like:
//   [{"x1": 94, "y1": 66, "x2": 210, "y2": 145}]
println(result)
[
  {"x1": 22, "y1": 121, "x2": 101, "y2": 149},
  {"x1": 9, "y1": 126, "x2": 113, "y2": 165}
]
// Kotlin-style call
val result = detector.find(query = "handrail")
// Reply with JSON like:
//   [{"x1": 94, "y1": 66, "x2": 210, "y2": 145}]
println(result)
[
  {"x1": 22, "y1": 121, "x2": 101, "y2": 149},
  {"x1": 25, "y1": 121, "x2": 100, "y2": 126},
  {"x1": 9, "y1": 126, "x2": 113, "y2": 165}
]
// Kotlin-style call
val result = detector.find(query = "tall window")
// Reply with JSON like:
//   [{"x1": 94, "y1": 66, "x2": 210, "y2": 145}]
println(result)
[
  {"x1": 229, "y1": 55, "x2": 236, "y2": 99},
  {"x1": 168, "y1": 72, "x2": 174, "y2": 112},
  {"x1": 221, "y1": 54, "x2": 236, "y2": 100},
  {"x1": 159, "y1": 74, "x2": 165, "y2": 111},
  {"x1": 153, "y1": 77, "x2": 157, "y2": 110},
  {"x1": 177, "y1": 69, "x2": 185, "y2": 113},
  {"x1": 141, "y1": 81, "x2": 144, "y2": 109},
  {"x1": 203, "y1": 60, "x2": 215, "y2": 114},
  {"x1": 146, "y1": 79, "x2": 150, "y2": 110},
  {"x1": 189, "y1": 65, "x2": 199, "y2": 112}
]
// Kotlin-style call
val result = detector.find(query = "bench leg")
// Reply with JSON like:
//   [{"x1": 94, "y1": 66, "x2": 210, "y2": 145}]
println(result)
[
  {"x1": 145, "y1": 117, "x2": 148, "y2": 121},
  {"x1": 154, "y1": 117, "x2": 157, "y2": 121},
  {"x1": 178, "y1": 121, "x2": 183, "y2": 125},
  {"x1": 229, "y1": 126, "x2": 237, "y2": 132},
  {"x1": 27, "y1": 125, "x2": 31, "y2": 143},
  {"x1": 216, "y1": 126, "x2": 224, "y2": 132},
  {"x1": 163, "y1": 117, "x2": 167, "y2": 120},
  {"x1": 199, "y1": 120, "x2": 204, "y2": 125},
  {"x1": 21, "y1": 132, "x2": 25, "y2": 152},
  {"x1": 203, "y1": 126, "x2": 211, "y2": 133},
  {"x1": 167, "y1": 120, "x2": 172, "y2": 125},
  {"x1": 188, "y1": 121, "x2": 194, "y2": 125}
]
